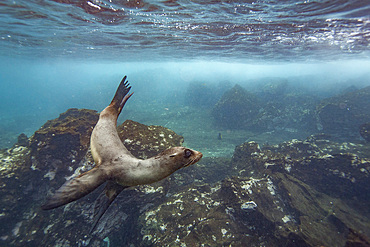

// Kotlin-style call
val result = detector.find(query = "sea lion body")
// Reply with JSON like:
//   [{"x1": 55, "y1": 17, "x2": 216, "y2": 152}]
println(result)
[
  {"x1": 42, "y1": 76, "x2": 202, "y2": 230},
  {"x1": 90, "y1": 94, "x2": 201, "y2": 187}
]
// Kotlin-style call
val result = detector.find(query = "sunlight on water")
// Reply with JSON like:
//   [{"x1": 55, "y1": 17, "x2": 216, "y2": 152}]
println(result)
[{"x1": 0, "y1": 0, "x2": 369, "y2": 61}]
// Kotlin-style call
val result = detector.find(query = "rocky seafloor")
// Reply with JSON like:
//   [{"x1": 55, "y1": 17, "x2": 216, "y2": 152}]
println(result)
[{"x1": 0, "y1": 106, "x2": 369, "y2": 247}]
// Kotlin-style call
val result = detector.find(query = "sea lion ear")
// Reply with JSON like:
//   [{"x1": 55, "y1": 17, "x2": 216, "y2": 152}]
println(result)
[{"x1": 169, "y1": 153, "x2": 177, "y2": 158}]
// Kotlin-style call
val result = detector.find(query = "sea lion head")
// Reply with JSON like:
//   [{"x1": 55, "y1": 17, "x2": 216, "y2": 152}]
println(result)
[{"x1": 157, "y1": 146, "x2": 203, "y2": 171}]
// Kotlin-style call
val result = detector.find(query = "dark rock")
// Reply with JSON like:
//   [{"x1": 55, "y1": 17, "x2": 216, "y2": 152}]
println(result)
[
  {"x1": 251, "y1": 78, "x2": 319, "y2": 135},
  {"x1": 257, "y1": 79, "x2": 289, "y2": 99},
  {"x1": 134, "y1": 171, "x2": 370, "y2": 247},
  {"x1": 184, "y1": 81, "x2": 231, "y2": 108},
  {"x1": 0, "y1": 145, "x2": 33, "y2": 243},
  {"x1": 360, "y1": 122, "x2": 370, "y2": 142},
  {"x1": 29, "y1": 108, "x2": 99, "y2": 168},
  {"x1": 16, "y1": 133, "x2": 29, "y2": 147},
  {"x1": 212, "y1": 82, "x2": 318, "y2": 135},
  {"x1": 250, "y1": 78, "x2": 319, "y2": 134},
  {"x1": 341, "y1": 85, "x2": 359, "y2": 94},
  {"x1": 0, "y1": 109, "x2": 189, "y2": 247},
  {"x1": 232, "y1": 138, "x2": 370, "y2": 213},
  {"x1": 137, "y1": 182, "x2": 285, "y2": 246},
  {"x1": 88, "y1": 136, "x2": 369, "y2": 246},
  {"x1": 317, "y1": 86, "x2": 370, "y2": 140},
  {"x1": 27, "y1": 108, "x2": 99, "y2": 191},
  {"x1": 117, "y1": 119, "x2": 184, "y2": 159},
  {"x1": 106, "y1": 137, "x2": 370, "y2": 247},
  {"x1": 2, "y1": 106, "x2": 370, "y2": 247},
  {"x1": 345, "y1": 229, "x2": 370, "y2": 247},
  {"x1": 212, "y1": 84, "x2": 261, "y2": 129},
  {"x1": 254, "y1": 94, "x2": 318, "y2": 134},
  {"x1": 0, "y1": 108, "x2": 100, "y2": 246},
  {"x1": 269, "y1": 173, "x2": 370, "y2": 247},
  {"x1": 191, "y1": 157, "x2": 233, "y2": 184}
]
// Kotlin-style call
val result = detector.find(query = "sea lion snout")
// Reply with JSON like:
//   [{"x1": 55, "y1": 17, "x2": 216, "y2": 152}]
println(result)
[{"x1": 192, "y1": 150, "x2": 203, "y2": 164}]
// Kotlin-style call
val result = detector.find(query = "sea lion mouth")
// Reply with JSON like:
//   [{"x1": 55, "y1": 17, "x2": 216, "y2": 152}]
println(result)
[{"x1": 184, "y1": 152, "x2": 203, "y2": 167}]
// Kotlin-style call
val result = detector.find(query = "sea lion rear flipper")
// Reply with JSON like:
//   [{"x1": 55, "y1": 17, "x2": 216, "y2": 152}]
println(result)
[
  {"x1": 41, "y1": 168, "x2": 106, "y2": 210},
  {"x1": 90, "y1": 181, "x2": 128, "y2": 233}
]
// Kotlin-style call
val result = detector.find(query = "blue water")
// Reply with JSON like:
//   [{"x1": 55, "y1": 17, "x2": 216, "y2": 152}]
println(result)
[
  {"x1": 0, "y1": 0, "x2": 369, "y2": 148},
  {"x1": 0, "y1": 0, "x2": 369, "y2": 61}
]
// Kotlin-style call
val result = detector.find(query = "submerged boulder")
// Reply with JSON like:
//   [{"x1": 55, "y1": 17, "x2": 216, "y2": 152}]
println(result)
[
  {"x1": 228, "y1": 136, "x2": 370, "y2": 246},
  {"x1": 184, "y1": 81, "x2": 231, "y2": 108},
  {"x1": 212, "y1": 84, "x2": 261, "y2": 129},
  {"x1": 117, "y1": 119, "x2": 184, "y2": 159},
  {"x1": 16, "y1": 133, "x2": 29, "y2": 147},
  {"x1": 360, "y1": 122, "x2": 370, "y2": 142},
  {"x1": 133, "y1": 163, "x2": 370, "y2": 247},
  {"x1": 232, "y1": 137, "x2": 370, "y2": 206},
  {"x1": 212, "y1": 83, "x2": 317, "y2": 136},
  {"x1": 0, "y1": 108, "x2": 187, "y2": 247},
  {"x1": 254, "y1": 94, "x2": 318, "y2": 135},
  {"x1": 0, "y1": 145, "x2": 33, "y2": 242},
  {"x1": 28, "y1": 108, "x2": 99, "y2": 189},
  {"x1": 317, "y1": 86, "x2": 370, "y2": 140},
  {"x1": 29, "y1": 108, "x2": 99, "y2": 168}
]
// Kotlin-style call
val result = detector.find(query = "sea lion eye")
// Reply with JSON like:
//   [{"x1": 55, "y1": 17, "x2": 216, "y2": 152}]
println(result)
[{"x1": 184, "y1": 149, "x2": 192, "y2": 158}]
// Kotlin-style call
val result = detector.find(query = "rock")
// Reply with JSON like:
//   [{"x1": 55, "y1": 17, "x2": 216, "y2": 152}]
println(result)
[
  {"x1": 0, "y1": 108, "x2": 100, "y2": 246},
  {"x1": 255, "y1": 94, "x2": 318, "y2": 135},
  {"x1": 2, "y1": 106, "x2": 370, "y2": 247},
  {"x1": 106, "y1": 136, "x2": 370, "y2": 247},
  {"x1": 317, "y1": 86, "x2": 370, "y2": 140},
  {"x1": 189, "y1": 157, "x2": 233, "y2": 184},
  {"x1": 212, "y1": 82, "x2": 317, "y2": 135},
  {"x1": 134, "y1": 171, "x2": 370, "y2": 247},
  {"x1": 212, "y1": 84, "x2": 261, "y2": 130},
  {"x1": 29, "y1": 108, "x2": 99, "y2": 169},
  {"x1": 250, "y1": 78, "x2": 318, "y2": 134},
  {"x1": 137, "y1": 182, "x2": 281, "y2": 247},
  {"x1": 232, "y1": 138, "x2": 370, "y2": 211},
  {"x1": 360, "y1": 122, "x2": 370, "y2": 142},
  {"x1": 258, "y1": 79, "x2": 289, "y2": 98},
  {"x1": 0, "y1": 109, "x2": 189, "y2": 247},
  {"x1": 0, "y1": 145, "x2": 33, "y2": 242},
  {"x1": 16, "y1": 133, "x2": 29, "y2": 147},
  {"x1": 117, "y1": 119, "x2": 184, "y2": 159},
  {"x1": 27, "y1": 108, "x2": 99, "y2": 191},
  {"x1": 269, "y1": 173, "x2": 370, "y2": 247},
  {"x1": 184, "y1": 81, "x2": 231, "y2": 108},
  {"x1": 346, "y1": 229, "x2": 370, "y2": 247}
]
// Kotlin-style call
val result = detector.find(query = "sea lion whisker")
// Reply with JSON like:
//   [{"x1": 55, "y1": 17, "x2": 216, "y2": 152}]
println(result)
[{"x1": 184, "y1": 157, "x2": 197, "y2": 167}]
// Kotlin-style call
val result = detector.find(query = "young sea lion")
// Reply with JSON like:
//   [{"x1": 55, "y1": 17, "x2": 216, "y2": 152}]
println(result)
[{"x1": 42, "y1": 76, "x2": 203, "y2": 231}]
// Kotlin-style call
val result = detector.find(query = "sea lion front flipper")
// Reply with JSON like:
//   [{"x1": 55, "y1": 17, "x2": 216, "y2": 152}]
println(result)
[
  {"x1": 90, "y1": 181, "x2": 128, "y2": 233},
  {"x1": 41, "y1": 168, "x2": 106, "y2": 210},
  {"x1": 110, "y1": 76, "x2": 133, "y2": 116}
]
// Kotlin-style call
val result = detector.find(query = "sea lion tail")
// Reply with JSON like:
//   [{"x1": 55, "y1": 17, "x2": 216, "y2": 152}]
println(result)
[
  {"x1": 90, "y1": 181, "x2": 128, "y2": 233},
  {"x1": 111, "y1": 76, "x2": 134, "y2": 116},
  {"x1": 41, "y1": 168, "x2": 106, "y2": 210}
]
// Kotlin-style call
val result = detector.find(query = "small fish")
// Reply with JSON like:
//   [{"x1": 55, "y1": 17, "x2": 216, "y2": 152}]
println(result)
[{"x1": 218, "y1": 133, "x2": 222, "y2": 140}]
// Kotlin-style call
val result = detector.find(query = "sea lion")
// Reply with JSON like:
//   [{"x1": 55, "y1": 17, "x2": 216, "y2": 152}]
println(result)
[{"x1": 42, "y1": 76, "x2": 203, "y2": 231}]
